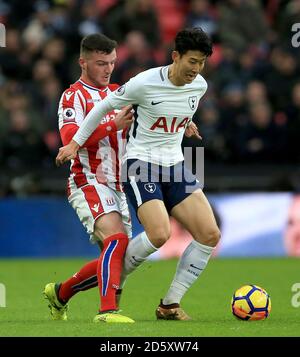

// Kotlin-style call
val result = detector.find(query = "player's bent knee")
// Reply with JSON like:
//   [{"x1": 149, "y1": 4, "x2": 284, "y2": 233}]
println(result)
[
  {"x1": 93, "y1": 228, "x2": 104, "y2": 243},
  {"x1": 207, "y1": 228, "x2": 221, "y2": 247},
  {"x1": 147, "y1": 227, "x2": 171, "y2": 248},
  {"x1": 94, "y1": 226, "x2": 127, "y2": 241},
  {"x1": 93, "y1": 212, "x2": 126, "y2": 240},
  {"x1": 197, "y1": 228, "x2": 221, "y2": 247}
]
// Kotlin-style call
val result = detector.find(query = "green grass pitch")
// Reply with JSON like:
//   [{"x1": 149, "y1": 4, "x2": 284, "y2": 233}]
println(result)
[{"x1": 0, "y1": 258, "x2": 299, "y2": 337}]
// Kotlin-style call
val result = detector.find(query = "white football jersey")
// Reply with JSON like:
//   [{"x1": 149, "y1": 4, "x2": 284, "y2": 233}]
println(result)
[{"x1": 74, "y1": 66, "x2": 207, "y2": 166}]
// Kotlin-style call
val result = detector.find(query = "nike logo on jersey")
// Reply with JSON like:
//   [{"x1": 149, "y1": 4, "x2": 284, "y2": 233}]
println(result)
[
  {"x1": 151, "y1": 100, "x2": 164, "y2": 105},
  {"x1": 65, "y1": 91, "x2": 74, "y2": 101},
  {"x1": 91, "y1": 203, "x2": 100, "y2": 213}
]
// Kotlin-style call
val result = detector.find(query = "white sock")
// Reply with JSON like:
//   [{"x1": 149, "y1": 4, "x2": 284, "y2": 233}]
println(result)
[
  {"x1": 120, "y1": 231, "x2": 157, "y2": 288},
  {"x1": 162, "y1": 240, "x2": 214, "y2": 305}
]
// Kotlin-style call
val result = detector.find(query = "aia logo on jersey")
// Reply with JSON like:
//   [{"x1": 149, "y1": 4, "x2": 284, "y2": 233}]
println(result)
[
  {"x1": 188, "y1": 96, "x2": 197, "y2": 110},
  {"x1": 63, "y1": 108, "x2": 76, "y2": 122},
  {"x1": 150, "y1": 117, "x2": 189, "y2": 133}
]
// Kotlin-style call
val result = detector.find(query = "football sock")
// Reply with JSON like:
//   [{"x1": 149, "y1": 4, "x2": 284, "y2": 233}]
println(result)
[
  {"x1": 116, "y1": 288, "x2": 123, "y2": 308},
  {"x1": 162, "y1": 240, "x2": 214, "y2": 305},
  {"x1": 119, "y1": 232, "x2": 157, "y2": 288},
  {"x1": 97, "y1": 232, "x2": 128, "y2": 312},
  {"x1": 58, "y1": 259, "x2": 98, "y2": 303}
]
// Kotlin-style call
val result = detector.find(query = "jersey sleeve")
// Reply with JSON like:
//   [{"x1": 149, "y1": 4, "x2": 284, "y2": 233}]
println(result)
[
  {"x1": 106, "y1": 75, "x2": 143, "y2": 108},
  {"x1": 58, "y1": 89, "x2": 84, "y2": 145},
  {"x1": 60, "y1": 121, "x2": 117, "y2": 146},
  {"x1": 72, "y1": 76, "x2": 143, "y2": 146},
  {"x1": 58, "y1": 89, "x2": 85, "y2": 130},
  {"x1": 58, "y1": 88, "x2": 117, "y2": 147}
]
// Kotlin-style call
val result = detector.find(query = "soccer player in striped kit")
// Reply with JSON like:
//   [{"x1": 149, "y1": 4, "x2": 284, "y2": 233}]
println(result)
[{"x1": 44, "y1": 33, "x2": 136, "y2": 323}]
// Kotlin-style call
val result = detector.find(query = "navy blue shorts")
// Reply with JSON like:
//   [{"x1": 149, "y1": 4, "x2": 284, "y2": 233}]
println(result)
[{"x1": 122, "y1": 159, "x2": 201, "y2": 215}]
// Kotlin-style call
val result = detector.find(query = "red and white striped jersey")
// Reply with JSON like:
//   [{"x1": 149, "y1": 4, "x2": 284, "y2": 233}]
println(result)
[{"x1": 58, "y1": 78, "x2": 126, "y2": 194}]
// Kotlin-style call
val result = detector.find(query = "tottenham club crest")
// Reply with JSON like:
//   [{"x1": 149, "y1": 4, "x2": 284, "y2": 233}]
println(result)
[
  {"x1": 144, "y1": 183, "x2": 156, "y2": 193},
  {"x1": 188, "y1": 96, "x2": 197, "y2": 110}
]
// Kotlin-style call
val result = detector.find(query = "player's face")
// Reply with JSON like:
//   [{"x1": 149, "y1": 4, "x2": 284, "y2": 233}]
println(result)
[
  {"x1": 80, "y1": 49, "x2": 117, "y2": 87},
  {"x1": 173, "y1": 50, "x2": 207, "y2": 85},
  {"x1": 285, "y1": 197, "x2": 300, "y2": 256}
]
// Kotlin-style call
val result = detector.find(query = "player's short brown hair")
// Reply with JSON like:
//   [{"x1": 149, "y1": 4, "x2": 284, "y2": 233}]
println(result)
[{"x1": 80, "y1": 33, "x2": 117, "y2": 56}]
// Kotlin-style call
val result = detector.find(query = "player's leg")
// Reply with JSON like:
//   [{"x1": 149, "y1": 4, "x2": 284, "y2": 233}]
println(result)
[
  {"x1": 93, "y1": 211, "x2": 128, "y2": 312},
  {"x1": 45, "y1": 211, "x2": 131, "y2": 322},
  {"x1": 171, "y1": 189, "x2": 220, "y2": 247},
  {"x1": 120, "y1": 159, "x2": 172, "y2": 278},
  {"x1": 118, "y1": 200, "x2": 170, "y2": 296},
  {"x1": 121, "y1": 167, "x2": 171, "y2": 277},
  {"x1": 43, "y1": 254, "x2": 102, "y2": 320},
  {"x1": 43, "y1": 185, "x2": 101, "y2": 321},
  {"x1": 157, "y1": 189, "x2": 220, "y2": 320},
  {"x1": 75, "y1": 184, "x2": 134, "y2": 322},
  {"x1": 91, "y1": 211, "x2": 134, "y2": 323},
  {"x1": 44, "y1": 184, "x2": 133, "y2": 322}
]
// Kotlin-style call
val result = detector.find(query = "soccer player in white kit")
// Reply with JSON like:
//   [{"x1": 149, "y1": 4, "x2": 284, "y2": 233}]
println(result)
[{"x1": 56, "y1": 28, "x2": 221, "y2": 320}]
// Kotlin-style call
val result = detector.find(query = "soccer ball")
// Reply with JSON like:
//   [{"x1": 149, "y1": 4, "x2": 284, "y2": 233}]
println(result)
[{"x1": 231, "y1": 284, "x2": 271, "y2": 321}]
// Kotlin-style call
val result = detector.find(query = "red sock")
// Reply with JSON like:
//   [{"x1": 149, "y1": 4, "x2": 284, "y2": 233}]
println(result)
[
  {"x1": 97, "y1": 233, "x2": 128, "y2": 312},
  {"x1": 58, "y1": 259, "x2": 98, "y2": 303}
]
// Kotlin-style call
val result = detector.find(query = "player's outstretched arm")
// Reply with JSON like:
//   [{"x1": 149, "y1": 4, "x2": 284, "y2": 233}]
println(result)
[{"x1": 56, "y1": 105, "x2": 134, "y2": 166}]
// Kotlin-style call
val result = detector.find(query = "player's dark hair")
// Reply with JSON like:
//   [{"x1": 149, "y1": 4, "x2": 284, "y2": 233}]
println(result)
[
  {"x1": 175, "y1": 28, "x2": 213, "y2": 57},
  {"x1": 80, "y1": 33, "x2": 117, "y2": 55}
]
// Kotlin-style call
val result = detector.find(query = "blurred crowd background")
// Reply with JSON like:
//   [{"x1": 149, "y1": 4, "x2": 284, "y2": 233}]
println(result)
[{"x1": 0, "y1": 0, "x2": 299, "y2": 196}]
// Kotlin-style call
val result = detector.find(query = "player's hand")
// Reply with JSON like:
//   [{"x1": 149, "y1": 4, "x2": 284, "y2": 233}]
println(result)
[
  {"x1": 185, "y1": 122, "x2": 202, "y2": 140},
  {"x1": 56, "y1": 140, "x2": 80, "y2": 167},
  {"x1": 114, "y1": 105, "x2": 134, "y2": 130}
]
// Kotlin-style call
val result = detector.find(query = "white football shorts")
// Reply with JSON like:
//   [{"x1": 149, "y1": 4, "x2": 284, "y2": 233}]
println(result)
[{"x1": 68, "y1": 183, "x2": 132, "y2": 244}]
